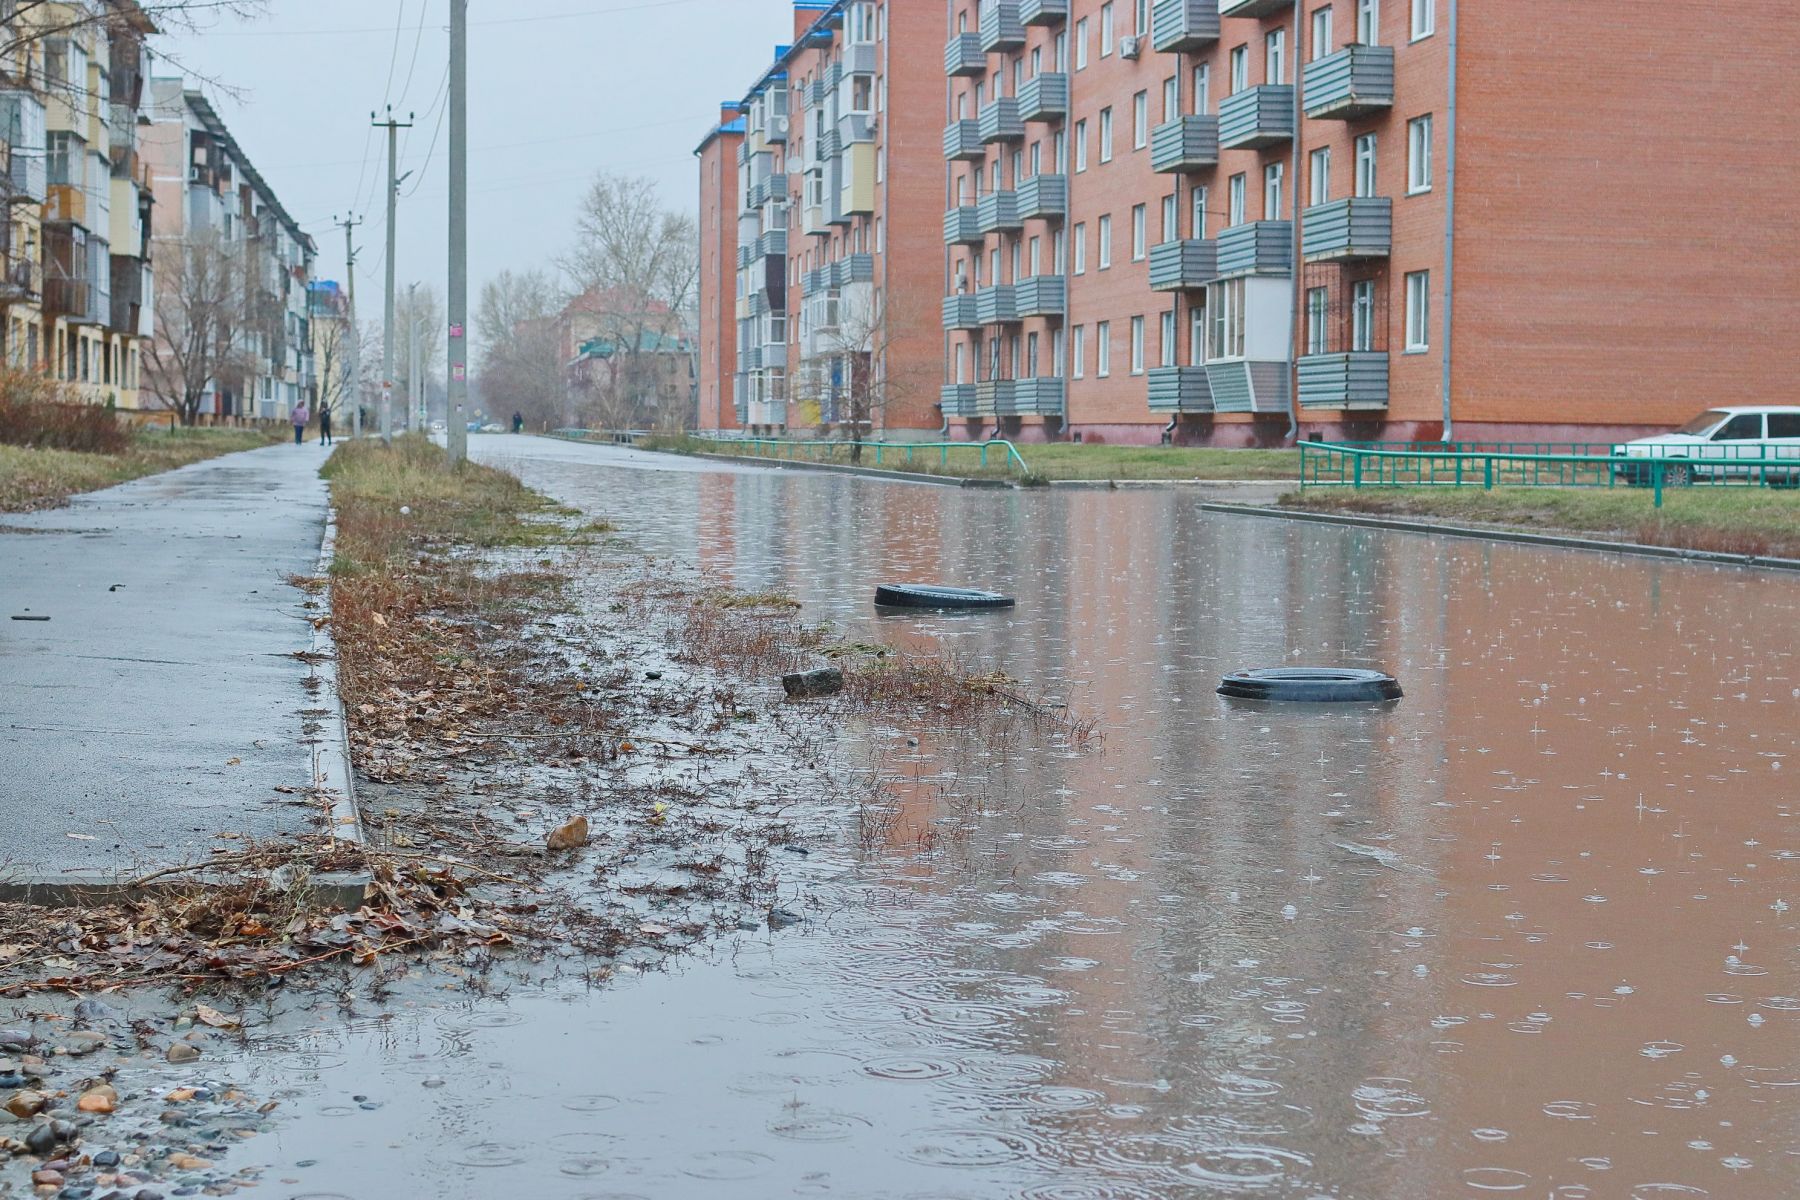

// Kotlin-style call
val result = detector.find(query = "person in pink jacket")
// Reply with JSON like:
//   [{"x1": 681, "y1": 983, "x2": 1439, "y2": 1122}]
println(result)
[{"x1": 290, "y1": 400, "x2": 310, "y2": 445}]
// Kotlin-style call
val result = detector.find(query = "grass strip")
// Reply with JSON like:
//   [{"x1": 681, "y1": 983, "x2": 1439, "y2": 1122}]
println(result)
[{"x1": 0, "y1": 426, "x2": 283, "y2": 512}]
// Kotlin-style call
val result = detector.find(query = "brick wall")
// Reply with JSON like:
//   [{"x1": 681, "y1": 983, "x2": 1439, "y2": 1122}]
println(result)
[{"x1": 696, "y1": 118, "x2": 742, "y2": 432}]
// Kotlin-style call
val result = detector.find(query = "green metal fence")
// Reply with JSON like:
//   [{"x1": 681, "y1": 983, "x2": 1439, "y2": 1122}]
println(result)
[{"x1": 1299, "y1": 441, "x2": 1800, "y2": 508}]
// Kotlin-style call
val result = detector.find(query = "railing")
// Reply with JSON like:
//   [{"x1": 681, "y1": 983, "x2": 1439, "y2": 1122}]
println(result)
[
  {"x1": 692, "y1": 435, "x2": 1035, "y2": 477},
  {"x1": 1299, "y1": 441, "x2": 1800, "y2": 508}
]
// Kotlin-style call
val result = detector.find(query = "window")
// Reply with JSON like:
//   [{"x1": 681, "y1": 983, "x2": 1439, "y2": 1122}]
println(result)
[
  {"x1": 1098, "y1": 214, "x2": 1112, "y2": 268},
  {"x1": 847, "y1": 3, "x2": 875, "y2": 44},
  {"x1": 1075, "y1": 119, "x2": 1089, "y2": 171},
  {"x1": 1054, "y1": 227, "x2": 1067, "y2": 271},
  {"x1": 1099, "y1": 107, "x2": 1113, "y2": 162},
  {"x1": 1136, "y1": 0, "x2": 1149, "y2": 34},
  {"x1": 1129, "y1": 316, "x2": 1145, "y2": 374},
  {"x1": 1029, "y1": 235, "x2": 1042, "y2": 275},
  {"x1": 1407, "y1": 115, "x2": 1433, "y2": 192},
  {"x1": 1072, "y1": 325, "x2": 1086, "y2": 377},
  {"x1": 1161, "y1": 194, "x2": 1177, "y2": 242},
  {"x1": 1073, "y1": 222, "x2": 1087, "y2": 273},
  {"x1": 1309, "y1": 147, "x2": 1330, "y2": 206},
  {"x1": 1229, "y1": 46, "x2": 1248, "y2": 93},
  {"x1": 1053, "y1": 128, "x2": 1067, "y2": 171},
  {"x1": 1306, "y1": 287, "x2": 1328, "y2": 355},
  {"x1": 1207, "y1": 278, "x2": 1245, "y2": 359},
  {"x1": 1100, "y1": 3, "x2": 1114, "y2": 55},
  {"x1": 1405, "y1": 270, "x2": 1430, "y2": 351},
  {"x1": 1411, "y1": 0, "x2": 1434, "y2": 39},
  {"x1": 1263, "y1": 161, "x2": 1284, "y2": 219},
  {"x1": 1358, "y1": 0, "x2": 1380, "y2": 44},
  {"x1": 1162, "y1": 75, "x2": 1179, "y2": 121},
  {"x1": 1228, "y1": 174, "x2": 1246, "y2": 226},
  {"x1": 1311, "y1": 6, "x2": 1334, "y2": 59},
  {"x1": 1355, "y1": 133, "x2": 1378, "y2": 197},
  {"x1": 1193, "y1": 64, "x2": 1210, "y2": 114},
  {"x1": 1133, "y1": 91, "x2": 1148, "y2": 149},
  {"x1": 1131, "y1": 204, "x2": 1147, "y2": 259},
  {"x1": 1026, "y1": 331, "x2": 1039, "y2": 377},
  {"x1": 1096, "y1": 320, "x2": 1111, "y2": 375},
  {"x1": 1189, "y1": 304, "x2": 1206, "y2": 365},
  {"x1": 1351, "y1": 280, "x2": 1375, "y2": 351},
  {"x1": 1160, "y1": 310, "x2": 1176, "y2": 366},
  {"x1": 1052, "y1": 328, "x2": 1066, "y2": 377},
  {"x1": 1191, "y1": 185, "x2": 1208, "y2": 239},
  {"x1": 1265, "y1": 28, "x2": 1286, "y2": 84},
  {"x1": 1714, "y1": 413, "x2": 1765, "y2": 440},
  {"x1": 1768, "y1": 413, "x2": 1800, "y2": 439}
]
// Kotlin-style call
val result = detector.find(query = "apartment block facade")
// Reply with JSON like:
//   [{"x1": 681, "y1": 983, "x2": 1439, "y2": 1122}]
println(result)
[
  {"x1": 695, "y1": 103, "x2": 744, "y2": 431},
  {"x1": 704, "y1": 0, "x2": 1800, "y2": 445}
]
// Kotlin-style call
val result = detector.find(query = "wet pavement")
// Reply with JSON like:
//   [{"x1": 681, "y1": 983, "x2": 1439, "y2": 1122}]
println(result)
[
  {"x1": 0, "y1": 444, "x2": 331, "y2": 880},
  {"x1": 148, "y1": 435, "x2": 1800, "y2": 1198}
]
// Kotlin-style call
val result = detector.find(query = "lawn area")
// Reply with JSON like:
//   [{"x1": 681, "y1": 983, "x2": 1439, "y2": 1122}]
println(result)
[
  {"x1": 634, "y1": 434, "x2": 1301, "y2": 483},
  {"x1": 1281, "y1": 485, "x2": 1800, "y2": 559},
  {"x1": 0, "y1": 425, "x2": 284, "y2": 512}
]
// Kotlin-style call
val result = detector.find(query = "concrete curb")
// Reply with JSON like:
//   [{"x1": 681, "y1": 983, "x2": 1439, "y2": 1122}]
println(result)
[
  {"x1": 308, "y1": 506, "x2": 364, "y2": 847},
  {"x1": 545, "y1": 435, "x2": 1015, "y2": 488},
  {"x1": 0, "y1": 872, "x2": 372, "y2": 910},
  {"x1": 1201, "y1": 503, "x2": 1800, "y2": 573}
]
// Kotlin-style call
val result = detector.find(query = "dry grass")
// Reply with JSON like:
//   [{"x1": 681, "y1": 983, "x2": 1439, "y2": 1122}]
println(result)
[
  {"x1": 1, "y1": 425, "x2": 282, "y2": 511},
  {"x1": 0, "y1": 375, "x2": 131, "y2": 453}
]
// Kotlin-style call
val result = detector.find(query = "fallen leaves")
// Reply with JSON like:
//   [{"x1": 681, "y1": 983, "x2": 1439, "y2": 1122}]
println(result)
[{"x1": 194, "y1": 1003, "x2": 239, "y2": 1029}]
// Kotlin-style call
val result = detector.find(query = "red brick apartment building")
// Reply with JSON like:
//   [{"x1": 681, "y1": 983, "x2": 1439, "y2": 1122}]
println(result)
[
  {"x1": 701, "y1": 1, "x2": 1800, "y2": 446},
  {"x1": 695, "y1": 104, "x2": 744, "y2": 431}
]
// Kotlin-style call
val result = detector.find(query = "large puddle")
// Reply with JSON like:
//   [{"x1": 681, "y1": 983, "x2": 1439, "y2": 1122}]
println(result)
[{"x1": 240, "y1": 437, "x2": 1797, "y2": 1198}]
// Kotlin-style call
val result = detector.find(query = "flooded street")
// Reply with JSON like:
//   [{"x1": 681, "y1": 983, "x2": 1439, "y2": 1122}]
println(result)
[{"x1": 247, "y1": 435, "x2": 1796, "y2": 1199}]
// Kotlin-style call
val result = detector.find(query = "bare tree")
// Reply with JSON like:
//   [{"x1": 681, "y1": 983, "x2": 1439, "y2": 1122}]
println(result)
[
  {"x1": 394, "y1": 284, "x2": 442, "y2": 424},
  {"x1": 2, "y1": 2, "x2": 267, "y2": 98},
  {"x1": 562, "y1": 171, "x2": 697, "y2": 430},
  {"x1": 141, "y1": 229, "x2": 247, "y2": 426},
  {"x1": 795, "y1": 287, "x2": 932, "y2": 462},
  {"x1": 312, "y1": 315, "x2": 353, "y2": 425},
  {"x1": 474, "y1": 269, "x2": 566, "y2": 430}
]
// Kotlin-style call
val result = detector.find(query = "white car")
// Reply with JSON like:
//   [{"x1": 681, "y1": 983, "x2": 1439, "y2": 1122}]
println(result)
[{"x1": 1617, "y1": 406, "x2": 1800, "y2": 485}]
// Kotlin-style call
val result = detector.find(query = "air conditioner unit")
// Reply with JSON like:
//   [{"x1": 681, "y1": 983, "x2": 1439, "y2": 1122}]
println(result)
[{"x1": 1119, "y1": 35, "x2": 1142, "y2": 59}]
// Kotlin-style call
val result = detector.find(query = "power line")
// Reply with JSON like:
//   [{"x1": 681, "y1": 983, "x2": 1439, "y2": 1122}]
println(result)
[
  {"x1": 395, "y1": 0, "x2": 432, "y2": 109},
  {"x1": 195, "y1": 0, "x2": 727, "y2": 37},
  {"x1": 379, "y1": 1, "x2": 407, "y2": 108}
]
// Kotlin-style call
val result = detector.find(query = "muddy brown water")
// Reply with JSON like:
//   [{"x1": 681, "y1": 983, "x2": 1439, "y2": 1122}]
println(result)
[{"x1": 239, "y1": 438, "x2": 1797, "y2": 1198}]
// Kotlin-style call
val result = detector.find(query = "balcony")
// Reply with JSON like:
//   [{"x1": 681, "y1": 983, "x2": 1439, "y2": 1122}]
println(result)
[
  {"x1": 802, "y1": 204, "x2": 829, "y2": 237},
  {"x1": 1302, "y1": 45, "x2": 1395, "y2": 120},
  {"x1": 1219, "y1": 0, "x2": 1292, "y2": 16},
  {"x1": 841, "y1": 42, "x2": 877, "y2": 77},
  {"x1": 944, "y1": 119, "x2": 984, "y2": 160},
  {"x1": 0, "y1": 253, "x2": 39, "y2": 303},
  {"x1": 1016, "y1": 172, "x2": 1067, "y2": 221},
  {"x1": 979, "y1": 2, "x2": 1026, "y2": 52},
  {"x1": 757, "y1": 228, "x2": 788, "y2": 260},
  {"x1": 1298, "y1": 352, "x2": 1390, "y2": 410},
  {"x1": 1151, "y1": 0, "x2": 1220, "y2": 53},
  {"x1": 943, "y1": 295, "x2": 981, "y2": 330},
  {"x1": 944, "y1": 205, "x2": 984, "y2": 244},
  {"x1": 977, "y1": 189, "x2": 1021, "y2": 234},
  {"x1": 946, "y1": 32, "x2": 986, "y2": 77},
  {"x1": 1150, "y1": 115, "x2": 1220, "y2": 173},
  {"x1": 838, "y1": 111, "x2": 875, "y2": 145},
  {"x1": 768, "y1": 114, "x2": 789, "y2": 143},
  {"x1": 829, "y1": 253, "x2": 874, "y2": 288},
  {"x1": 975, "y1": 283, "x2": 1018, "y2": 325},
  {"x1": 940, "y1": 383, "x2": 979, "y2": 417},
  {"x1": 976, "y1": 379, "x2": 1016, "y2": 415},
  {"x1": 802, "y1": 266, "x2": 826, "y2": 294},
  {"x1": 1218, "y1": 85, "x2": 1294, "y2": 149},
  {"x1": 1014, "y1": 275, "x2": 1066, "y2": 318},
  {"x1": 1018, "y1": 72, "x2": 1069, "y2": 123},
  {"x1": 1301, "y1": 197, "x2": 1392, "y2": 262},
  {"x1": 1207, "y1": 360, "x2": 1291, "y2": 414},
  {"x1": 741, "y1": 346, "x2": 763, "y2": 371},
  {"x1": 979, "y1": 97, "x2": 1024, "y2": 144},
  {"x1": 1013, "y1": 377, "x2": 1066, "y2": 415},
  {"x1": 0, "y1": 90, "x2": 47, "y2": 203},
  {"x1": 1021, "y1": 0, "x2": 1068, "y2": 25},
  {"x1": 818, "y1": 129, "x2": 842, "y2": 160},
  {"x1": 1147, "y1": 366, "x2": 1213, "y2": 412},
  {"x1": 1215, "y1": 221, "x2": 1292, "y2": 278},
  {"x1": 1148, "y1": 238, "x2": 1219, "y2": 290}
]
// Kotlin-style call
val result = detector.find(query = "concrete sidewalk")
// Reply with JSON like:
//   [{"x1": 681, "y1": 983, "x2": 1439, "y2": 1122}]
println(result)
[{"x1": 0, "y1": 442, "x2": 351, "y2": 885}]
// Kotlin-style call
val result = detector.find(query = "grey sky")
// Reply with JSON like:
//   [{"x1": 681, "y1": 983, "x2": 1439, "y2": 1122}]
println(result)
[{"x1": 160, "y1": 0, "x2": 792, "y2": 316}]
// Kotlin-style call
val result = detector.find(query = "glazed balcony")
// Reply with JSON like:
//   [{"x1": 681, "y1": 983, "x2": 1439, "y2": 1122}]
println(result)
[
  {"x1": 977, "y1": 189, "x2": 1022, "y2": 234},
  {"x1": 946, "y1": 33, "x2": 986, "y2": 77},
  {"x1": 1298, "y1": 352, "x2": 1390, "y2": 410},
  {"x1": 1014, "y1": 275, "x2": 1066, "y2": 318},
  {"x1": 1013, "y1": 377, "x2": 1066, "y2": 415},
  {"x1": 1219, "y1": 0, "x2": 1292, "y2": 17},
  {"x1": 1151, "y1": 0, "x2": 1220, "y2": 53},
  {"x1": 1021, "y1": 0, "x2": 1069, "y2": 26},
  {"x1": 1218, "y1": 85, "x2": 1294, "y2": 150},
  {"x1": 975, "y1": 283, "x2": 1018, "y2": 325},
  {"x1": 979, "y1": 97, "x2": 1025, "y2": 144},
  {"x1": 1147, "y1": 366, "x2": 1213, "y2": 412},
  {"x1": 944, "y1": 119, "x2": 984, "y2": 160},
  {"x1": 940, "y1": 383, "x2": 979, "y2": 417},
  {"x1": 980, "y1": 2, "x2": 1026, "y2": 52},
  {"x1": 1150, "y1": 115, "x2": 1220, "y2": 173},
  {"x1": 1214, "y1": 220, "x2": 1292, "y2": 278},
  {"x1": 1301, "y1": 197, "x2": 1392, "y2": 262},
  {"x1": 944, "y1": 205, "x2": 984, "y2": 244},
  {"x1": 1302, "y1": 45, "x2": 1395, "y2": 120},
  {"x1": 1016, "y1": 172, "x2": 1068, "y2": 221},
  {"x1": 943, "y1": 295, "x2": 981, "y2": 330},
  {"x1": 1148, "y1": 238, "x2": 1219, "y2": 290},
  {"x1": 1018, "y1": 72, "x2": 1069, "y2": 123}
]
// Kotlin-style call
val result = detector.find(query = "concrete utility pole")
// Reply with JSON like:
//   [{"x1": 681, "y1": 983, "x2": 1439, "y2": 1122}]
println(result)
[
  {"x1": 445, "y1": 0, "x2": 469, "y2": 466},
  {"x1": 372, "y1": 106, "x2": 413, "y2": 445},
  {"x1": 335, "y1": 213, "x2": 363, "y2": 438}
]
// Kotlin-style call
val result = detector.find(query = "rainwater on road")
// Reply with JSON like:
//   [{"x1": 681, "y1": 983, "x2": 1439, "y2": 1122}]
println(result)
[{"x1": 249, "y1": 436, "x2": 1798, "y2": 1199}]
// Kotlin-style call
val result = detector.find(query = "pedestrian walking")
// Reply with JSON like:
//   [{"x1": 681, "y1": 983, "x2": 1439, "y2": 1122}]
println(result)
[
  {"x1": 318, "y1": 405, "x2": 334, "y2": 446},
  {"x1": 290, "y1": 400, "x2": 310, "y2": 446},
  {"x1": 512, "y1": 411, "x2": 524, "y2": 434}
]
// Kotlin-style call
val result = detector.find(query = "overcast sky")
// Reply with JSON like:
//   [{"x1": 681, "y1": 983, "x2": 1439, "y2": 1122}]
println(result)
[{"x1": 160, "y1": 0, "x2": 793, "y2": 310}]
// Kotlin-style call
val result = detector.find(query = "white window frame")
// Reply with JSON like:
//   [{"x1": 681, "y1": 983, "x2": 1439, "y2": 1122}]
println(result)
[
  {"x1": 1354, "y1": 133, "x2": 1377, "y2": 197},
  {"x1": 1265, "y1": 29, "x2": 1286, "y2": 85},
  {"x1": 1228, "y1": 173, "x2": 1246, "y2": 226},
  {"x1": 1100, "y1": 2, "x2": 1114, "y2": 56},
  {"x1": 1099, "y1": 106, "x2": 1114, "y2": 162},
  {"x1": 1073, "y1": 222, "x2": 1087, "y2": 274},
  {"x1": 1193, "y1": 63, "x2": 1211, "y2": 114},
  {"x1": 1229, "y1": 45, "x2": 1247, "y2": 94},
  {"x1": 1407, "y1": 114, "x2": 1432, "y2": 193},
  {"x1": 1192, "y1": 185, "x2": 1208, "y2": 240},
  {"x1": 1075, "y1": 119, "x2": 1089, "y2": 172},
  {"x1": 1405, "y1": 270, "x2": 1430, "y2": 351},
  {"x1": 1411, "y1": 0, "x2": 1434, "y2": 40},
  {"x1": 1311, "y1": 6, "x2": 1334, "y2": 60},
  {"x1": 1358, "y1": 0, "x2": 1380, "y2": 44},
  {"x1": 1131, "y1": 203, "x2": 1146, "y2": 260},
  {"x1": 1098, "y1": 213, "x2": 1113, "y2": 268},
  {"x1": 1160, "y1": 193, "x2": 1177, "y2": 243},
  {"x1": 1072, "y1": 324, "x2": 1086, "y2": 377},
  {"x1": 1351, "y1": 279, "x2": 1375, "y2": 352},
  {"x1": 1129, "y1": 315, "x2": 1145, "y2": 374},
  {"x1": 1096, "y1": 320, "x2": 1111, "y2": 376},
  {"x1": 1075, "y1": 17, "x2": 1090, "y2": 69},
  {"x1": 1162, "y1": 75, "x2": 1179, "y2": 122},
  {"x1": 1206, "y1": 277, "x2": 1245, "y2": 360},
  {"x1": 1263, "y1": 161, "x2": 1284, "y2": 220},
  {"x1": 1309, "y1": 147, "x2": 1330, "y2": 207},
  {"x1": 1159, "y1": 310, "x2": 1176, "y2": 367},
  {"x1": 1306, "y1": 287, "x2": 1328, "y2": 355},
  {"x1": 1133, "y1": 90, "x2": 1149, "y2": 149}
]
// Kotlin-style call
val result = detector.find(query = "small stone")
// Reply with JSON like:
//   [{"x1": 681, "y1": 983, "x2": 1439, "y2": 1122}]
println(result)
[
  {"x1": 93, "y1": 1150, "x2": 120, "y2": 1168},
  {"x1": 163, "y1": 1090, "x2": 196, "y2": 1104},
  {"x1": 166, "y1": 1154, "x2": 210, "y2": 1170},
  {"x1": 0, "y1": 1073, "x2": 27, "y2": 1089},
  {"x1": 545, "y1": 814, "x2": 589, "y2": 851},
  {"x1": 420, "y1": 1078, "x2": 445, "y2": 1089},
  {"x1": 781, "y1": 666, "x2": 844, "y2": 699},
  {"x1": 0, "y1": 1031, "x2": 33, "y2": 1051},
  {"x1": 32, "y1": 1169, "x2": 64, "y2": 1187},
  {"x1": 58, "y1": 1186, "x2": 94, "y2": 1200},
  {"x1": 135, "y1": 1190, "x2": 165, "y2": 1200},
  {"x1": 6, "y1": 1090, "x2": 47, "y2": 1118},
  {"x1": 77, "y1": 1089, "x2": 115, "y2": 1115},
  {"x1": 165, "y1": 1044, "x2": 200, "y2": 1065},
  {"x1": 25, "y1": 1122, "x2": 59, "y2": 1153},
  {"x1": 63, "y1": 1033, "x2": 107, "y2": 1057},
  {"x1": 767, "y1": 905, "x2": 806, "y2": 930}
]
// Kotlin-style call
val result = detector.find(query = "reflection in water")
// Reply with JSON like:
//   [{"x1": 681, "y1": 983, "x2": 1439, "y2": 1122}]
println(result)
[{"x1": 247, "y1": 438, "x2": 1796, "y2": 1199}]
